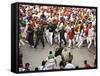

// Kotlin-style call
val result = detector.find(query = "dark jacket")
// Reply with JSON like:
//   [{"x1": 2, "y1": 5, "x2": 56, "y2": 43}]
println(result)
[{"x1": 36, "y1": 27, "x2": 44, "y2": 38}]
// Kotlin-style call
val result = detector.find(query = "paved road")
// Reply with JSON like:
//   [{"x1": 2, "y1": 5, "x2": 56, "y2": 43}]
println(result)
[{"x1": 20, "y1": 42, "x2": 96, "y2": 70}]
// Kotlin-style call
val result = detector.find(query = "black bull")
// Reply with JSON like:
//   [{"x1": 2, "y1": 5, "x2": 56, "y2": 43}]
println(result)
[
  {"x1": 54, "y1": 47, "x2": 66, "y2": 66},
  {"x1": 54, "y1": 47, "x2": 73, "y2": 63}
]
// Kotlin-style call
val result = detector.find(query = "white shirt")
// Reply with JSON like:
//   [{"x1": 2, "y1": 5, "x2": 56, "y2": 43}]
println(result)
[
  {"x1": 44, "y1": 11, "x2": 49, "y2": 18},
  {"x1": 65, "y1": 25, "x2": 71, "y2": 32},
  {"x1": 38, "y1": 66, "x2": 46, "y2": 70},
  {"x1": 92, "y1": 19, "x2": 96, "y2": 26},
  {"x1": 64, "y1": 15, "x2": 68, "y2": 20},
  {"x1": 70, "y1": 14, "x2": 75, "y2": 22},
  {"x1": 59, "y1": 22, "x2": 64, "y2": 30},
  {"x1": 65, "y1": 63, "x2": 75, "y2": 69},
  {"x1": 45, "y1": 59, "x2": 56, "y2": 70},
  {"x1": 88, "y1": 27, "x2": 95, "y2": 37},
  {"x1": 19, "y1": 68, "x2": 25, "y2": 72},
  {"x1": 45, "y1": 63, "x2": 55, "y2": 70}
]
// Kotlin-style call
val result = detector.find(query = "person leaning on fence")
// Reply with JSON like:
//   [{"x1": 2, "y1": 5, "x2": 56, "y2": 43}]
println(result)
[
  {"x1": 24, "y1": 63, "x2": 30, "y2": 71},
  {"x1": 84, "y1": 60, "x2": 91, "y2": 68},
  {"x1": 38, "y1": 60, "x2": 46, "y2": 70},
  {"x1": 45, "y1": 51, "x2": 57, "y2": 70},
  {"x1": 65, "y1": 60, "x2": 75, "y2": 69}
]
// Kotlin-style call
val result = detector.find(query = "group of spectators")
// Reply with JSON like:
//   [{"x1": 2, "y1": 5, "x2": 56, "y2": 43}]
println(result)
[
  {"x1": 18, "y1": 4, "x2": 96, "y2": 72},
  {"x1": 19, "y1": 4, "x2": 96, "y2": 49}
]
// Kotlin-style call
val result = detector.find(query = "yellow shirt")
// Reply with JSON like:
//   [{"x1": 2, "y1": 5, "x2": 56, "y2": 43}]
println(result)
[{"x1": 77, "y1": 24, "x2": 80, "y2": 33}]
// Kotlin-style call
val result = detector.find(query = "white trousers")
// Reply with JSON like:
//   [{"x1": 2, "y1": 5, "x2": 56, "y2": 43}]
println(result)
[
  {"x1": 87, "y1": 36, "x2": 92, "y2": 49},
  {"x1": 45, "y1": 30, "x2": 49, "y2": 43},
  {"x1": 76, "y1": 34, "x2": 79, "y2": 43},
  {"x1": 68, "y1": 39, "x2": 75, "y2": 48},
  {"x1": 19, "y1": 39, "x2": 25, "y2": 48},
  {"x1": 77, "y1": 36, "x2": 83, "y2": 48},
  {"x1": 64, "y1": 33, "x2": 67, "y2": 42},
  {"x1": 48, "y1": 32, "x2": 53, "y2": 45},
  {"x1": 93, "y1": 36, "x2": 96, "y2": 47}
]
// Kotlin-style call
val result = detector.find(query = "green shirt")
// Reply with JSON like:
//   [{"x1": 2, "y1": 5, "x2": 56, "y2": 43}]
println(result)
[
  {"x1": 19, "y1": 32, "x2": 22, "y2": 39},
  {"x1": 48, "y1": 54, "x2": 54, "y2": 59},
  {"x1": 19, "y1": 20, "x2": 26, "y2": 27}
]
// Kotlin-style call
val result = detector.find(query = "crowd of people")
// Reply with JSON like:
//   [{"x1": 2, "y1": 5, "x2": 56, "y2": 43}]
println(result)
[
  {"x1": 18, "y1": 4, "x2": 96, "y2": 72},
  {"x1": 19, "y1": 49, "x2": 96, "y2": 71}
]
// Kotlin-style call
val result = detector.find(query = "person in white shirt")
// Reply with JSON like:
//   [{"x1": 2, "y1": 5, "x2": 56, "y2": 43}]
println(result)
[
  {"x1": 59, "y1": 22, "x2": 64, "y2": 30},
  {"x1": 44, "y1": 27, "x2": 50, "y2": 43},
  {"x1": 38, "y1": 60, "x2": 46, "y2": 70},
  {"x1": 45, "y1": 58, "x2": 56, "y2": 70},
  {"x1": 70, "y1": 13, "x2": 75, "y2": 22},
  {"x1": 19, "y1": 67, "x2": 25, "y2": 72},
  {"x1": 48, "y1": 30, "x2": 53, "y2": 45},
  {"x1": 45, "y1": 51, "x2": 57, "y2": 70},
  {"x1": 87, "y1": 23, "x2": 95, "y2": 49},
  {"x1": 64, "y1": 23, "x2": 71, "y2": 41},
  {"x1": 65, "y1": 60, "x2": 75, "y2": 69},
  {"x1": 77, "y1": 29, "x2": 84, "y2": 48}
]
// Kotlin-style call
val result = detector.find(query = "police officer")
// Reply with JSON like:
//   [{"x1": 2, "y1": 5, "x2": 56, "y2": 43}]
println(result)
[
  {"x1": 34, "y1": 25, "x2": 45, "y2": 48},
  {"x1": 59, "y1": 27, "x2": 66, "y2": 47}
]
